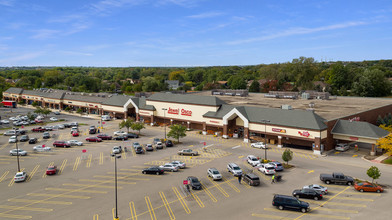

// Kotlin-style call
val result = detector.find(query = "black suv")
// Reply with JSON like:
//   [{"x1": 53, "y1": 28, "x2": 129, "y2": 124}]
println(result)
[
  {"x1": 165, "y1": 140, "x2": 173, "y2": 147},
  {"x1": 89, "y1": 126, "x2": 97, "y2": 134},
  {"x1": 19, "y1": 135, "x2": 29, "y2": 142},
  {"x1": 126, "y1": 133, "x2": 139, "y2": 138},
  {"x1": 242, "y1": 173, "x2": 260, "y2": 186},
  {"x1": 272, "y1": 194, "x2": 310, "y2": 213}
]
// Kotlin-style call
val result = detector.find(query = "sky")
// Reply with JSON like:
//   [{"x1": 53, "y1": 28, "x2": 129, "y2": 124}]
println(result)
[{"x1": 0, "y1": 0, "x2": 391, "y2": 67}]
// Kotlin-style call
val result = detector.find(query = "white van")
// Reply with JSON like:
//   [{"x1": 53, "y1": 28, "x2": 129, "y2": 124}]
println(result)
[{"x1": 102, "y1": 115, "x2": 111, "y2": 121}]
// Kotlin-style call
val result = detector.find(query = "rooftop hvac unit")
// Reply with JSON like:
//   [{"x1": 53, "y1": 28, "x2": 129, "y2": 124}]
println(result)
[
  {"x1": 301, "y1": 93, "x2": 310, "y2": 99},
  {"x1": 281, "y1": 105, "x2": 292, "y2": 110},
  {"x1": 306, "y1": 108, "x2": 315, "y2": 112},
  {"x1": 309, "y1": 102, "x2": 315, "y2": 108}
]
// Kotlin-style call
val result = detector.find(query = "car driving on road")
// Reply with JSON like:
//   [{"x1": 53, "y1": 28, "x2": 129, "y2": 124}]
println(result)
[
  {"x1": 251, "y1": 142, "x2": 266, "y2": 149},
  {"x1": 247, "y1": 155, "x2": 261, "y2": 166}
]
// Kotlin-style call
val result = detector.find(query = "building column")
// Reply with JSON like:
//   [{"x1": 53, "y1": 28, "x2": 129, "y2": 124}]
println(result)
[
  {"x1": 187, "y1": 121, "x2": 191, "y2": 131},
  {"x1": 243, "y1": 127, "x2": 249, "y2": 143},
  {"x1": 371, "y1": 144, "x2": 376, "y2": 156},
  {"x1": 313, "y1": 137, "x2": 321, "y2": 155},
  {"x1": 202, "y1": 122, "x2": 207, "y2": 135},
  {"x1": 222, "y1": 124, "x2": 228, "y2": 138},
  {"x1": 124, "y1": 112, "x2": 128, "y2": 119},
  {"x1": 150, "y1": 115, "x2": 154, "y2": 126},
  {"x1": 277, "y1": 136, "x2": 282, "y2": 148},
  {"x1": 60, "y1": 103, "x2": 63, "y2": 110}
]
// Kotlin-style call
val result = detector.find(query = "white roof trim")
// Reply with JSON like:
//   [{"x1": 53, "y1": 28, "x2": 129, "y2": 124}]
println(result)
[
  {"x1": 124, "y1": 98, "x2": 139, "y2": 113},
  {"x1": 222, "y1": 108, "x2": 249, "y2": 127}
]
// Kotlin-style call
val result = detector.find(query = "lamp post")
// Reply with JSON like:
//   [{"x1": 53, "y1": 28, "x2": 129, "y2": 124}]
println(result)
[
  {"x1": 162, "y1": 108, "x2": 167, "y2": 140},
  {"x1": 261, "y1": 120, "x2": 270, "y2": 161},
  {"x1": 111, "y1": 153, "x2": 121, "y2": 220},
  {"x1": 13, "y1": 128, "x2": 21, "y2": 172}
]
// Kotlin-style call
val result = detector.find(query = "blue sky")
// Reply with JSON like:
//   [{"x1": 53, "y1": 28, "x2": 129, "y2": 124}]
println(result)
[{"x1": 0, "y1": 0, "x2": 391, "y2": 67}]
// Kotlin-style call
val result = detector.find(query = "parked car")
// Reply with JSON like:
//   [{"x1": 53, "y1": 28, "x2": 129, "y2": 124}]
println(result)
[
  {"x1": 4, "y1": 130, "x2": 17, "y2": 136},
  {"x1": 50, "y1": 117, "x2": 58, "y2": 121},
  {"x1": 319, "y1": 172, "x2": 354, "y2": 185},
  {"x1": 29, "y1": 120, "x2": 36, "y2": 124},
  {"x1": 67, "y1": 140, "x2": 83, "y2": 146},
  {"x1": 28, "y1": 138, "x2": 38, "y2": 144},
  {"x1": 9, "y1": 136, "x2": 18, "y2": 143},
  {"x1": 135, "y1": 146, "x2": 144, "y2": 154},
  {"x1": 133, "y1": 142, "x2": 141, "y2": 148},
  {"x1": 153, "y1": 138, "x2": 161, "y2": 144},
  {"x1": 145, "y1": 144, "x2": 154, "y2": 151},
  {"x1": 43, "y1": 132, "x2": 51, "y2": 139},
  {"x1": 33, "y1": 145, "x2": 52, "y2": 152},
  {"x1": 126, "y1": 133, "x2": 139, "y2": 138},
  {"x1": 207, "y1": 168, "x2": 222, "y2": 180},
  {"x1": 13, "y1": 121, "x2": 22, "y2": 126},
  {"x1": 258, "y1": 163, "x2": 276, "y2": 175},
  {"x1": 269, "y1": 161, "x2": 284, "y2": 171},
  {"x1": 54, "y1": 111, "x2": 60, "y2": 115},
  {"x1": 227, "y1": 163, "x2": 243, "y2": 176},
  {"x1": 335, "y1": 143, "x2": 350, "y2": 152},
  {"x1": 114, "y1": 131, "x2": 127, "y2": 136},
  {"x1": 272, "y1": 194, "x2": 310, "y2": 213},
  {"x1": 10, "y1": 149, "x2": 27, "y2": 156},
  {"x1": 155, "y1": 142, "x2": 164, "y2": 149},
  {"x1": 159, "y1": 163, "x2": 179, "y2": 172},
  {"x1": 178, "y1": 149, "x2": 198, "y2": 156},
  {"x1": 114, "y1": 135, "x2": 128, "y2": 141},
  {"x1": 112, "y1": 146, "x2": 122, "y2": 154},
  {"x1": 63, "y1": 123, "x2": 71, "y2": 128},
  {"x1": 70, "y1": 127, "x2": 78, "y2": 133},
  {"x1": 247, "y1": 155, "x2": 261, "y2": 167},
  {"x1": 70, "y1": 122, "x2": 79, "y2": 127},
  {"x1": 89, "y1": 126, "x2": 97, "y2": 134},
  {"x1": 58, "y1": 124, "x2": 65, "y2": 129},
  {"x1": 72, "y1": 131, "x2": 79, "y2": 137},
  {"x1": 170, "y1": 161, "x2": 186, "y2": 169},
  {"x1": 354, "y1": 182, "x2": 384, "y2": 193},
  {"x1": 142, "y1": 166, "x2": 164, "y2": 175},
  {"x1": 242, "y1": 173, "x2": 261, "y2": 186},
  {"x1": 293, "y1": 188, "x2": 323, "y2": 200},
  {"x1": 165, "y1": 140, "x2": 174, "y2": 147},
  {"x1": 187, "y1": 176, "x2": 202, "y2": 190},
  {"x1": 251, "y1": 142, "x2": 266, "y2": 149},
  {"x1": 46, "y1": 166, "x2": 57, "y2": 175},
  {"x1": 14, "y1": 171, "x2": 27, "y2": 182},
  {"x1": 303, "y1": 184, "x2": 328, "y2": 195},
  {"x1": 34, "y1": 119, "x2": 43, "y2": 123},
  {"x1": 44, "y1": 126, "x2": 53, "y2": 131},
  {"x1": 97, "y1": 134, "x2": 112, "y2": 140},
  {"x1": 53, "y1": 141, "x2": 71, "y2": 148},
  {"x1": 0, "y1": 119, "x2": 10, "y2": 124},
  {"x1": 86, "y1": 137, "x2": 102, "y2": 142}
]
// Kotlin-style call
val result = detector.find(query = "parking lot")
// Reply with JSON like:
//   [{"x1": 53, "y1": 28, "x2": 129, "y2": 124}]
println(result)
[{"x1": 0, "y1": 107, "x2": 391, "y2": 220}]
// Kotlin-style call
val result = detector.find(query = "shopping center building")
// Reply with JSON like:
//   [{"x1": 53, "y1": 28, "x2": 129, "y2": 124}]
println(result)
[{"x1": 3, "y1": 88, "x2": 390, "y2": 155}]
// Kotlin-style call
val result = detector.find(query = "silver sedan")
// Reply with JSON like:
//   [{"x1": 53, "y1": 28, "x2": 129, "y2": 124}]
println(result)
[{"x1": 10, "y1": 149, "x2": 27, "y2": 156}]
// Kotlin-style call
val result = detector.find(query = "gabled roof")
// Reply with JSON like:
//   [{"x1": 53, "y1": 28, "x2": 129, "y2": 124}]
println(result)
[
  {"x1": 102, "y1": 95, "x2": 132, "y2": 107},
  {"x1": 4, "y1": 87, "x2": 24, "y2": 94},
  {"x1": 138, "y1": 97, "x2": 155, "y2": 111},
  {"x1": 331, "y1": 120, "x2": 389, "y2": 139},
  {"x1": 204, "y1": 105, "x2": 327, "y2": 130},
  {"x1": 147, "y1": 93, "x2": 226, "y2": 106}
]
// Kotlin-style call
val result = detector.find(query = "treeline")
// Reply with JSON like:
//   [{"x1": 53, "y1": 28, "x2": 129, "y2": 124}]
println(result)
[{"x1": 1, "y1": 57, "x2": 392, "y2": 99}]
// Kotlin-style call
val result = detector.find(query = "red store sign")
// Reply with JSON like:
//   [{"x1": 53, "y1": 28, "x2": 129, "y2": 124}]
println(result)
[
  {"x1": 272, "y1": 128, "x2": 286, "y2": 133},
  {"x1": 210, "y1": 120, "x2": 220, "y2": 124},
  {"x1": 298, "y1": 131, "x2": 310, "y2": 137},
  {"x1": 168, "y1": 107, "x2": 192, "y2": 116}
]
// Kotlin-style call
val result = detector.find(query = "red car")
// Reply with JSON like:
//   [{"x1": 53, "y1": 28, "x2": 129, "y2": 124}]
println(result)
[
  {"x1": 46, "y1": 166, "x2": 57, "y2": 175},
  {"x1": 86, "y1": 137, "x2": 102, "y2": 142},
  {"x1": 97, "y1": 134, "x2": 112, "y2": 140},
  {"x1": 53, "y1": 141, "x2": 71, "y2": 148},
  {"x1": 72, "y1": 131, "x2": 79, "y2": 137},
  {"x1": 32, "y1": 127, "x2": 46, "y2": 132},
  {"x1": 34, "y1": 119, "x2": 43, "y2": 123},
  {"x1": 354, "y1": 182, "x2": 384, "y2": 193}
]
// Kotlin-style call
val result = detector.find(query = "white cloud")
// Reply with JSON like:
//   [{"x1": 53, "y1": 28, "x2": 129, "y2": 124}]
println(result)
[
  {"x1": 187, "y1": 11, "x2": 224, "y2": 19},
  {"x1": 227, "y1": 21, "x2": 368, "y2": 45},
  {"x1": 90, "y1": 0, "x2": 144, "y2": 13},
  {"x1": 0, "y1": 0, "x2": 15, "y2": 6},
  {"x1": 0, "y1": 52, "x2": 43, "y2": 65},
  {"x1": 31, "y1": 29, "x2": 61, "y2": 39},
  {"x1": 155, "y1": 0, "x2": 203, "y2": 8},
  {"x1": 60, "y1": 51, "x2": 93, "y2": 56}
]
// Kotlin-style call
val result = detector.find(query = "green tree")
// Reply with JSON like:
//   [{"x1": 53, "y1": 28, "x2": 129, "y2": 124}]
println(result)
[
  {"x1": 31, "y1": 101, "x2": 38, "y2": 107},
  {"x1": 367, "y1": 166, "x2": 381, "y2": 183},
  {"x1": 76, "y1": 108, "x2": 83, "y2": 115},
  {"x1": 167, "y1": 124, "x2": 187, "y2": 143},
  {"x1": 34, "y1": 107, "x2": 43, "y2": 115},
  {"x1": 27, "y1": 112, "x2": 35, "y2": 121},
  {"x1": 228, "y1": 75, "x2": 247, "y2": 89},
  {"x1": 119, "y1": 118, "x2": 134, "y2": 133},
  {"x1": 131, "y1": 122, "x2": 145, "y2": 135},
  {"x1": 42, "y1": 107, "x2": 51, "y2": 117},
  {"x1": 249, "y1": 80, "x2": 260, "y2": 92},
  {"x1": 64, "y1": 106, "x2": 72, "y2": 112},
  {"x1": 352, "y1": 69, "x2": 391, "y2": 97},
  {"x1": 142, "y1": 76, "x2": 159, "y2": 92},
  {"x1": 282, "y1": 149, "x2": 293, "y2": 165}
]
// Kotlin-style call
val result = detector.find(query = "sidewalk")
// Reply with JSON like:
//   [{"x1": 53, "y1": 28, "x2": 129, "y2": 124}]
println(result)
[{"x1": 370, "y1": 153, "x2": 390, "y2": 163}]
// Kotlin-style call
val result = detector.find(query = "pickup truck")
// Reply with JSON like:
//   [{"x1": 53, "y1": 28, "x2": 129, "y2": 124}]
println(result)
[{"x1": 319, "y1": 172, "x2": 354, "y2": 185}]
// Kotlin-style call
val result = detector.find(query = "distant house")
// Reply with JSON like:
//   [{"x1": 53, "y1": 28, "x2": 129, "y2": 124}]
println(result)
[
  {"x1": 165, "y1": 80, "x2": 181, "y2": 90},
  {"x1": 313, "y1": 81, "x2": 328, "y2": 92}
]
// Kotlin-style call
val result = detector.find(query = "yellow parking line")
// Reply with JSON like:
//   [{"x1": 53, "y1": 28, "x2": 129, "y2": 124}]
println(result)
[
  {"x1": 0, "y1": 171, "x2": 9, "y2": 183},
  {"x1": 172, "y1": 186, "x2": 191, "y2": 214},
  {"x1": 94, "y1": 175, "x2": 150, "y2": 181},
  {"x1": 0, "y1": 143, "x2": 9, "y2": 150},
  {"x1": 27, "y1": 193, "x2": 90, "y2": 199},
  {"x1": 122, "y1": 151, "x2": 127, "y2": 159},
  {"x1": 26, "y1": 165, "x2": 40, "y2": 182},
  {"x1": 7, "y1": 199, "x2": 72, "y2": 205},
  {"x1": 0, "y1": 213, "x2": 32, "y2": 219},
  {"x1": 159, "y1": 191, "x2": 175, "y2": 220},
  {"x1": 328, "y1": 190, "x2": 381, "y2": 196},
  {"x1": 190, "y1": 191, "x2": 204, "y2": 208},
  {"x1": 79, "y1": 179, "x2": 136, "y2": 185},
  {"x1": 145, "y1": 196, "x2": 157, "y2": 220},
  {"x1": 0, "y1": 161, "x2": 11, "y2": 164},
  {"x1": 45, "y1": 188, "x2": 107, "y2": 194},
  {"x1": 62, "y1": 183, "x2": 122, "y2": 189},
  {"x1": 307, "y1": 200, "x2": 367, "y2": 207},
  {"x1": 0, "y1": 205, "x2": 52, "y2": 212},
  {"x1": 323, "y1": 196, "x2": 374, "y2": 202},
  {"x1": 120, "y1": 168, "x2": 140, "y2": 171},
  {"x1": 73, "y1": 157, "x2": 80, "y2": 171},
  {"x1": 317, "y1": 208, "x2": 359, "y2": 214},
  {"x1": 207, "y1": 177, "x2": 229, "y2": 197},
  {"x1": 99, "y1": 152, "x2": 103, "y2": 165},
  {"x1": 200, "y1": 182, "x2": 217, "y2": 202},
  {"x1": 59, "y1": 159, "x2": 67, "y2": 174},
  {"x1": 93, "y1": 214, "x2": 99, "y2": 220},
  {"x1": 264, "y1": 208, "x2": 350, "y2": 219},
  {"x1": 129, "y1": 201, "x2": 137, "y2": 220},
  {"x1": 8, "y1": 168, "x2": 25, "y2": 187},
  {"x1": 222, "y1": 176, "x2": 240, "y2": 193},
  {"x1": 252, "y1": 213, "x2": 294, "y2": 219},
  {"x1": 86, "y1": 154, "x2": 92, "y2": 168}
]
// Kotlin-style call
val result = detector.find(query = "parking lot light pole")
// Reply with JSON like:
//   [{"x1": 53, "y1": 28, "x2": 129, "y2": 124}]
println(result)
[
  {"x1": 261, "y1": 120, "x2": 270, "y2": 161},
  {"x1": 13, "y1": 128, "x2": 21, "y2": 172},
  {"x1": 162, "y1": 108, "x2": 167, "y2": 140},
  {"x1": 111, "y1": 153, "x2": 121, "y2": 220}
]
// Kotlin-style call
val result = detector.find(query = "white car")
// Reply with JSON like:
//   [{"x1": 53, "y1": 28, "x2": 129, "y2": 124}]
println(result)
[
  {"x1": 258, "y1": 163, "x2": 276, "y2": 175},
  {"x1": 207, "y1": 168, "x2": 222, "y2": 180},
  {"x1": 9, "y1": 117, "x2": 17, "y2": 121},
  {"x1": 33, "y1": 145, "x2": 52, "y2": 152},
  {"x1": 9, "y1": 136, "x2": 18, "y2": 143},
  {"x1": 335, "y1": 143, "x2": 349, "y2": 152},
  {"x1": 159, "y1": 163, "x2": 179, "y2": 172},
  {"x1": 14, "y1": 171, "x2": 27, "y2": 182},
  {"x1": 10, "y1": 149, "x2": 27, "y2": 156},
  {"x1": 303, "y1": 184, "x2": 328, "y2": 195},
  {"x1": 170, "y1": 161, "x2": 186, "y2": 169},
  {"x1": 36, "y1": 115, "x2": 44, "y2": 120},
  {"x1": 251, "y1": 142, "x2": 266, "y2": 149},
  {"x1": 112, "y1": 146, "x2": 122, "y2": 154},
  {"x1": 4, "y1": 130, "x2": 17, "y2": 136},
  {"x1": 247, "y1": 155, "x2": 261, "y2": 166},
  {"x1": 113, "y1": 131, "x2": 127, "y2": 136},
  {"x1": 50, "y1": 117, "x2": 58, "y2": 121},
  {"x1": 1, "y1": 119, "x2": 10, "y2": 124},
  {"x1": 67, "y1": 140, "x2": 83, "y2": 146}
]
